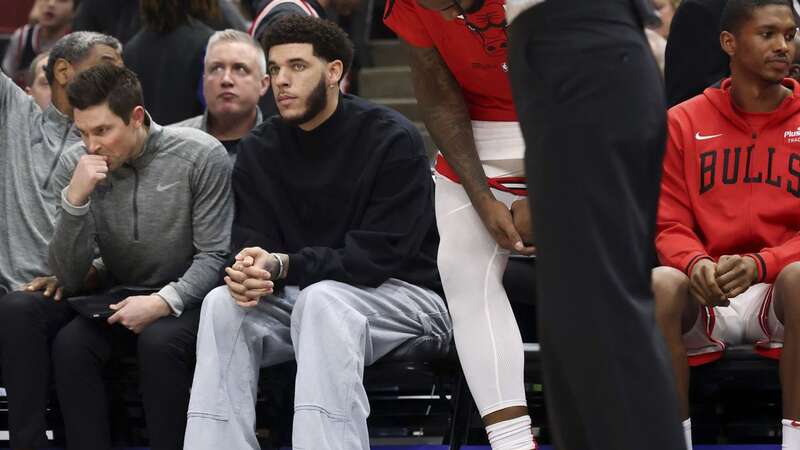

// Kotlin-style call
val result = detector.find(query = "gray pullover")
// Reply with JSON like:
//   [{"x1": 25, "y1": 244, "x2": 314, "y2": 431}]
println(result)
[
  {"x1": 48, "y1": 118, "x2": 233, "y2": 315},
  {"x1": 171, "y1": 108, "x2": 263, "y2": 133},
  {"x1": 0, "y1": 70, "x2": 80, "y2": 292},
  {"x1": 170, "y1": 108, "x2": 263, "y2": 164}
]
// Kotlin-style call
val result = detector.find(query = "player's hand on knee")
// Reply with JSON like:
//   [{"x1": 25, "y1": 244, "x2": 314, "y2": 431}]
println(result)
[
  {"x1": 690, "y1": 259, "x2": 729, "y2": 307},
  {"x1": 510, "y1": 198, "x2": 535, "y2": 250},
  {"x1": 20, "y1": 275, "x2": 63, "y2": 300},
  {"x1": 477, "y1": 198, "x2": 535, "y2": 255},
  {"x1": 715, "y1": 255, "x2": 757, "y2": 299}
]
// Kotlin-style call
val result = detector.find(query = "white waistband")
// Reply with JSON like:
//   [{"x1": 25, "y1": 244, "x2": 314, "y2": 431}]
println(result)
[{"x1": 470, "y1": 120, "x2": 525, "y2": 162}]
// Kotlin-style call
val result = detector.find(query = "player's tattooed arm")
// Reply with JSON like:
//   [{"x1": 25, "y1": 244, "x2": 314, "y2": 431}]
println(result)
[
  {"x1": 407, "y1": 43, "x2": 530, "y2": 254},
  {"x1": 407, "y1": 43, "x2": 491, "y2": 207}
]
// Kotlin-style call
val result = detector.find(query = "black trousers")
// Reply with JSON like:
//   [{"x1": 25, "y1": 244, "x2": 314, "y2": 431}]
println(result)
[
  {"x1": 0, "y1": 291, "x2": 74, "y2": 448},
  {"x1": 508, "y1": 1, "x2": 686, "y2": 449},
  {"x1": 52, "y1": 304, "x2": 201, "y2": 450}
]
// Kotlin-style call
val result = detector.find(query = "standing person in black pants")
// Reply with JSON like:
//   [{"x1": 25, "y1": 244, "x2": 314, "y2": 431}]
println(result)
[{"x1": 506, "y1": 1, "x2": 687, "y2": 449}]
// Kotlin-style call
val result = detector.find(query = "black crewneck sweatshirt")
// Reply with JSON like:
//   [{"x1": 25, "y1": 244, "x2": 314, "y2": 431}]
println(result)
[{"x1": 233, "y1": 94, "x2": 442, "y2": 295}]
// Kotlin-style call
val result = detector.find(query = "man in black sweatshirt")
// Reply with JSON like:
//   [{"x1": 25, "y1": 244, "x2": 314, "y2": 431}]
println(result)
[{"x1": 183, "y1": 16, "x2": 451, "y2": 450}]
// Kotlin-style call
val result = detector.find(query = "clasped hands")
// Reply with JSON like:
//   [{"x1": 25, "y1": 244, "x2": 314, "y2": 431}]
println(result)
[
  {"x1": 477, "y1": 197, "x2": 536, "y2": 256},
  {"x1": 224, "y1": 247, "x2": 277, "y2": 308},
  {"x1": 690, "y1": 255, "x2": 758, "y2": 307}
]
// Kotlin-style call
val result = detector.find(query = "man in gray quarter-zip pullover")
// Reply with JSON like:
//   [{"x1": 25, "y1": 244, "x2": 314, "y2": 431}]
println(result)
[
  {"x1": 0, "y1": 31, "x2": 123, "y2": 450},
  {"x1": 48, "y1": 64, "x2": 232, "y2": 450}
]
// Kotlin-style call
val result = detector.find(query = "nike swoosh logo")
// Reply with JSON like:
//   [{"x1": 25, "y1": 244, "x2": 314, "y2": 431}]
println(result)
[
  {"x1": 695, "y1": 132, "x2": 723, "y2": 141},
  {"x1": 156, "y1": 181, "x2": 180, "y2": 192}
]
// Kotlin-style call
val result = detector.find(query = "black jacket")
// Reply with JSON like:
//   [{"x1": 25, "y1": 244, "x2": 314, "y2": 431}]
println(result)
[
  {"x1": 123, "y1": 19, "x2": 213, "y2": 125},
  {"x1": 665, "y1": 0, "x2": 729, "y2": 107},
  {"x1": 233, "y1": 94, "x2": 443, "y2": 294}
]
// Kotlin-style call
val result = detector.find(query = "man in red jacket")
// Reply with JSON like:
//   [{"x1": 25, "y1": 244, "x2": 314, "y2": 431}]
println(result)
[{"x1": 654, "y1": 1, "x2": 800, "y2": 448}]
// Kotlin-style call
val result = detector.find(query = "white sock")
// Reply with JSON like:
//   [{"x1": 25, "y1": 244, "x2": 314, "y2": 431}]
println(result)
[
  {"x1": 782, "y1": 419, "x2": 800, "y2": 449},
  {"x1": 683, "y1": 418, "x2": 692, "y2": 450},
  {"x1": 486, "y1": 415, "x2": 536, "y2": 450}
]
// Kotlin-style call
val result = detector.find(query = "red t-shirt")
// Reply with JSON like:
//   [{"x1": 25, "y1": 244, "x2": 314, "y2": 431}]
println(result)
[{"x1": 383, "y1": 0, "x2": 516, "y2": 121}]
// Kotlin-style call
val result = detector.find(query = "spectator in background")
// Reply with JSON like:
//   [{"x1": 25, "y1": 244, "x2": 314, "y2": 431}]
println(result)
[
  {"x1": 2, "y1": 0, "x2": 77, "y2": 86},
  {"x1": 72, "y1": 0, "x2": 248, "y2": 45},
  {"x1": 790, "y1": 35, "x2": 800, "y2": 81},
  {"x1": 123, "y1": 0, "x2": 217, "y2": 125},
  {"x1": 72, "y1": 0, "x2": 142, "y2": 44},
  {"x1": 647, "y1": 28, "x2": 668, "y2": 74},
  {"x1": 664, "y1": 0, "x2": 728, "y2": 106},
  {"x1": 0, "y1": 31, "x2": 123, "y2": 450},
  {"x1": 171, "y1": 29, "x2": 267, "y2": 160},
  {"x1": 654, "y1": 0, "x2": 679, "y2": 38},
  {"x1": 647, "y1": 0, "x2": 680, "y2": 75},
  {"x1": 25, "y1": 51, "x2": 51, "y2": 109},
  {"x1": 49, "y1": 64, "x2": 232, "y2": 450}
]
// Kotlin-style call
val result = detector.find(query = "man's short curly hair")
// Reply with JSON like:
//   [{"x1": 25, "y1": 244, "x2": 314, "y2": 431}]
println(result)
[{"x1": 261, "y1": 15, "x2": 354, "y2": 79}]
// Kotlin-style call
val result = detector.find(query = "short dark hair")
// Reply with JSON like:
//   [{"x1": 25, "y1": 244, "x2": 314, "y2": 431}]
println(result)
[
  {"x1": 720, "y1": 0, "x2": 794, "y2": 34},
  {"x1": 67, "y1": 64, "x2": 143, "y2": 124},
  {"x1": 140, "y1": 0, "x2": 218, "y2": 33},
  {"x1": 45, "y1": 31, "x2": 122, "y2": 84},
  {"x1": 261, "y1": 15, "x2": 354, "y2": 78}
]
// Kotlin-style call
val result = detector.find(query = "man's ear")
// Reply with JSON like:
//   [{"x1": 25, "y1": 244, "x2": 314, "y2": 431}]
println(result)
[
  {"x1": 130, "y1": 105, "x2": 146, "y2": 127},
  {"x1": 327, "y1": 60, "x2": 344, "y2": 88},
  {"x1": 53, "y1": 58, "x2": 73, "y2": 87},
  {"x1": 25, "y1": 86, "x2": 33, "y2": 95},
  {"x1": 791, "y1": 64, "x2": 800, "y2": 81},
  {"x1": 259, "y1": 74, "x2": 269, "y2": 96},
  {"x1": 720, "y1": 30, "x2": 736, "y2": 58}
]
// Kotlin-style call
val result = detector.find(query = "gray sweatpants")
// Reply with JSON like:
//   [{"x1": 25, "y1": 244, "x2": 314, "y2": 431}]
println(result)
[{"x1": 183, "y1": 279, "x2": 452, "y2": 450}]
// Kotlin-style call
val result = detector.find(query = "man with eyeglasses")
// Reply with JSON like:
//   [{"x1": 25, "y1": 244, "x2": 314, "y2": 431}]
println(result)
[
  {"x1": 384, "y1": 1, "x2": 537, "y2": 449},
  {"x1": 504, "y1": 0, "x2": 687, "y2": 449}
]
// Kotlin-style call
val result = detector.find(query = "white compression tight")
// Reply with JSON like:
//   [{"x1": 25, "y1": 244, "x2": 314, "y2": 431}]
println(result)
[{"x1": 435, "y1": 174, "x2": 528, "y2": 417}]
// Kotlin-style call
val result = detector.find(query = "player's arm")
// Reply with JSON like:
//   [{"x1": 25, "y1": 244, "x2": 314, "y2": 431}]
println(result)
[
  {"x1": 656, "y1": 111, "x2": 726, "y2": 304},
  {"x1": 408, "y1": 44, "x2": 529, "y2": 253},
  {"x1": 407, "y1": 45, "x2": 487, "y2": 206}
]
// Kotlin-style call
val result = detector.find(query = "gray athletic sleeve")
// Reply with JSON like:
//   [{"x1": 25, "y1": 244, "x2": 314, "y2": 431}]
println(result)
[
  {"x1": 156, "y1": 146, "x2": 233, "y2": 315},
  {"x1": 0, "y1": 68, "x2": 38, "y2": 151},
  {"x1": 48, "y1": 149, "x2": 97, "y2": 294},
  {"x1": 1, "y1": 28, "x2": 23, "y2": 78}
]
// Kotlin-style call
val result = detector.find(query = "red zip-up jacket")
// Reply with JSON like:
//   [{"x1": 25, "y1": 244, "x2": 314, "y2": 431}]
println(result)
[{"x1": 656, "y1": 78, "x2": 800, "y2": 283}]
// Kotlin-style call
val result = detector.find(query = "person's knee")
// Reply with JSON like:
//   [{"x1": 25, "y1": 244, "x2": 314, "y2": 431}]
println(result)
[
  {"x1": 292, "y1": 281, "x2": 357, "y2": 331},
  {"x1": 0, "y1": 291, "x2": 44, "y2": 327},
  {"x1": 436, "y1": 233, "x2": 485, "y2": 282},
  {"x1": 137, "y1": 320, "x2": 193, "y2": 369},
  {"x1": 652, "y1": 266, "x2": 690, "y2": 323},
  {"x1": 294, "y1": 281, "x2": 342, "y2": 315},
  {"x1": 201, "y1": 285, "x2": 238, "y2": 319},
  {"x1": 51, "y1": 320, "x2": 92, "y2": 369},
  {"x1": 776, "y1": 262, "x2": 800, "y2": 319}
]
